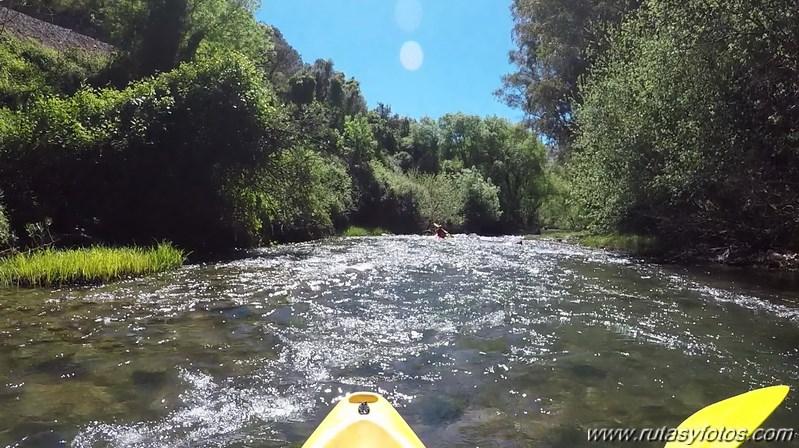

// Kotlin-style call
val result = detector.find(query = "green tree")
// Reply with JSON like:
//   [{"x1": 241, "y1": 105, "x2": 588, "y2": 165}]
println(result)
[
  {"x1": 459, "y1": 169, "x2": 502, "y2": 233},
  {"x1": 497, "y1": 0, "x2": 640, "y2": 148},
  {"x1": 93, "y1": 0, "x2": 270, "y2": 82},
  {"x1": 572, "y1": 0, "x2": 799, "y2": 252},
  {"x1": 262, "y1": 25, "x2": 303, "y2": 90},
  {"x1": 404, "y1": 117, "x2": 440, "y2": 173},
  {"x1": 0, "y1": 53, "x2": 291, "y2": 250},
  {"x1": 0, "y1": 33, "x2": 106, "y2": 108},
  {"x1": 343, "y1": 114, "x2": 377, "y2": 166}
]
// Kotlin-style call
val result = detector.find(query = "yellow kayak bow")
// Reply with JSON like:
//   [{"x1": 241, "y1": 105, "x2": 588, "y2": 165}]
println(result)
[
  {"x1": 302, "y1": 392, "x2": 426, "y2": 448},
  {"x1": 302, "y1": 386, "x2": 790, "y2": 448},
  {"x1": 665, "y1": 385, "x2": 790, "y2": 448}
]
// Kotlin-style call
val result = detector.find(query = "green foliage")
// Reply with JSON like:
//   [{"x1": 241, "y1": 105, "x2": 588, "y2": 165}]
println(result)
[
  {"x1": 287, "y1": 59, "x2": 366, "y2": 127},
  {"x1": 579, "y1": 233, "x2": 658, "y2": 255},
  {"x1": 0, "y1": 52, "x2": 290, "y2": 250},
  {"x1": 459, "y1": 169, "x2": 502, "y2": 233},
  {"x1": 438, "y1": 113, "x2": 484, "y2": 163},
  {"x1": 537, "y1": 162, "x2": 585, "y2": 230},
  {"x1": 498, "y1": 0, "x2": 640, "y2": 147},
  {"x1": 0, "y1": 33, "x2": 106, "y2": 108},
  {"x1": 393, "y1": 151, "x2": 412, "y2": 172},
  {"x1": 188, "y1": 0, "x2": 268, "y2": 62},
  {"x1": 288, "y1": 74, "x2": 315, "y2": 105},
  {"x1": 343, "y1": 113, "x2": 377, "y2": 165},
  {"x1": 255, "y1": 148, "x2": 353, "y2": 241},
  {"x1": 571, "y1": 0, "x2": 799, "y2": 252},
  {"x1": 78, "y1": 0, "x2": 272, "y2": 82},
  {"x1": 0, "y1": 242, "x2": 184, "y2": 287},
  {"x1": 342, "y1": 226, "x2": 389, "y2": 237},
  {"x1": 409, "y1": 171, "x2": 464, "y2": 229},
  {"x1": 262, "y1": 25, "x2": 303, "y2": 91},
  {"x1": 404, "y1": 117, "x2": 441, "y2": 173},
  {"x1": 367, "y1": 161, "x2": 426, "y2": 233},
  {"x1": 0, "y1": 198, "x2": 10, "y2": 250},
  {"x1": 484, "y1": 123, "x2": 549, "y2": 229},
  {"x1": 402, "y1": 113, "x2": 548, "y2": 231},
  {"x1": 354, "y1": 165, "x2": 505, "y2": 235}
]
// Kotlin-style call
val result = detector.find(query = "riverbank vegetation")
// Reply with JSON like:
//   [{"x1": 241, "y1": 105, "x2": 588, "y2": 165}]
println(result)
[
  {"x1": 502, "y1": 0, "x2": 799, "y2": 263},
  {"x1": 342, "y1": 226, "x2": 389, "y2": 237},
  {"x1": 526, "y1": 231, "x2": 659, "y2": 256},
  {"x1": 0, "y1": 0, "x2": 548, "y2": 262},
  {"x1": 0, "y1": 243, "x2": 184, "y2": 287},
  {"x1": 1, "y1": 0, "x2": 796, "y2": 273}
]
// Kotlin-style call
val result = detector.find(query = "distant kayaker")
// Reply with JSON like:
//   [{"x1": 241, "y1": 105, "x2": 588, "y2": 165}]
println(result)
[{"x1": 432, "y1": 223, "x2": 450, "y2": 239}]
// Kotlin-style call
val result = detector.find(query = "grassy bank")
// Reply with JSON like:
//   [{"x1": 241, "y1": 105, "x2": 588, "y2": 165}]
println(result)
[
  {"x1": 579, "y1": 234, "x2": 658, "y2": 254},
  {"x1": 528, "y1": 231, "x2": 659, "y2": 255},
  {"x1": 525, "y1": 230, "x2": 585, "y2": 241},
  {"x1": 341, "y1": 226, "x2": 391, "y2": 237},
  {"x1": 0, "y1": 243, "x2": 185, "y2": 287}
]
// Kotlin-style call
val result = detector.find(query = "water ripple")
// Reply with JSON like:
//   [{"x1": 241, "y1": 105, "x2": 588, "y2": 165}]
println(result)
[{"x1": 0, "y1": 236, "x2": 797, "y2": 447}]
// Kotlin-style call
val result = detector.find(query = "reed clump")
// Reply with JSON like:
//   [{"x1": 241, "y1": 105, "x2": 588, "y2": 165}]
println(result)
[{"x1": 0, "y1": 242, "x2": 185, "y2": 287}]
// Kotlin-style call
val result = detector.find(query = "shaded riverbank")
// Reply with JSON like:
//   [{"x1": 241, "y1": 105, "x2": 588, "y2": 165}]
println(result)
[{"x1": 529, "y1": 231, "x2": 799, "y2": 272}]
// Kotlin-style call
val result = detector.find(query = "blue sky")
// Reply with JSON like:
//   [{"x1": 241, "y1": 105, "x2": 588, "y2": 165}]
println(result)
[{"x1": 256, "y1": 0, "x2": 523, "y2": 122}]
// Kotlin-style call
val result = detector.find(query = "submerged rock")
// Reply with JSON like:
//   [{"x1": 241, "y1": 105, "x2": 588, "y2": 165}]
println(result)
[{"x1": 19, "y1": 382, "x2": 122, "y2": 419}]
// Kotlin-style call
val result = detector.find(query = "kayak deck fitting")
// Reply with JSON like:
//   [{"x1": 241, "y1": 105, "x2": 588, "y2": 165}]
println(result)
[{"x1": 302, "y1": 392, "x2": 426, "y2": 448}]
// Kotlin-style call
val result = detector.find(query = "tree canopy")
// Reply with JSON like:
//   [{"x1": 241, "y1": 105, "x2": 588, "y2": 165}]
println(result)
[
  {"x1": 0, "y1": 2, "x2": 550, "y2": 254},
  {"x1": 512, "y1": 0, "x2": 799, "y2": 255}
]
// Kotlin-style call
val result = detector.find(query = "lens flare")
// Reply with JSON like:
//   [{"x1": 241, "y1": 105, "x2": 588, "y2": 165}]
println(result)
[
  {"x1": 400, "y1": 41, "x2": 424, "y2": 71},
  {"x1": 395, "y1": 0, "x2": 423, "y2": 33}
]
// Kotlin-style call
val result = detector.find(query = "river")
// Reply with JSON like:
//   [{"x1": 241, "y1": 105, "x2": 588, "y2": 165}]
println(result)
[{"x1": 1, "y1": 235, "x2": 797, "y2": 447}]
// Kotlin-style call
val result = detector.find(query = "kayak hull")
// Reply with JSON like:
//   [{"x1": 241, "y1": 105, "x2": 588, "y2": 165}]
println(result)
[{"x1": 302, "y1": 392, "x2": 426, "y2": 448}]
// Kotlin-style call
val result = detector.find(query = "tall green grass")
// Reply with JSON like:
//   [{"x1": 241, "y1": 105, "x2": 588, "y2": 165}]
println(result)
[
  {"x1": 342, "y1": 226, "x2": 390, "y2": 237},
  {"x1": 0, "y1": 243, "x2": 185, "y2": 287},
  {"x1": 526, "y1": 231, "x2": 661, "y2": 255},
  {"x1": 579, "y1": 234, "x2": 659, "y2": 254}
]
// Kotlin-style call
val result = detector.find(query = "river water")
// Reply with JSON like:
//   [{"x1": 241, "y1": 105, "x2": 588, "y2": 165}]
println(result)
[{"x1": 1, "y1": 235, "x2": 798, "y2": 447}]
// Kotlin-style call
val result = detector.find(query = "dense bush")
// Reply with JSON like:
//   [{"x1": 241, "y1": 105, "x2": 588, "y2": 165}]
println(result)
[
  {"x1": 257, "y1": 148, "x2": 353, "y2": 242},
  {"x1": 410, "y1": 171, "x2": 465, "y2": 229},
  {"x1": 0, "y1": 33, "x2": 106, "y2": 108},
  {"x1": 1, "y1": 0, "x2": 561, "y2": 258},
  {"x1": 0, "y1": 52, "x2": 290, "y2": 250},
  {"x1": 0, "y1": 197, "x2": 10, "y2": 250},
  {"x1": 537, "y1": 163, "x2": 585, "y2": 230},
  {"x1": 367, "y1": 161, "x2": 426, "y2": 234},
  {"x1": 571, "y1": 0, "x2": 799, "y2": 251},
  {"x1": 459, "y1": 169, "x2": 502, "y2": 233},
  {"x1": 399, "y1": 113, "x2": 548, "y2": 232}
]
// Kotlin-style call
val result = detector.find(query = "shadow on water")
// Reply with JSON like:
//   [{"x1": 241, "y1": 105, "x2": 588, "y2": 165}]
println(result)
[{"x1": 0, "y1": 235, "x2": 797, "y2": 447}]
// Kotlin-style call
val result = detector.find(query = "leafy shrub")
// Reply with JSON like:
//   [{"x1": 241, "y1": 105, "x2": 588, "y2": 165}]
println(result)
[
  {"x1": 342, "y1": 226, "x2": 388, "y2": 237},
  {"x1": 367, "y1": 161, "x2": 426, "y2": 233},
  {"x1": 256, "y1": 148, "x2": 353, "y2": 242},
  {"x1": 538, "y1": 163, "x2": 585, "y2": 230},
  {"x1": 0, "y1": 52, "x2": 290, "y2": 251},
  {"x1": 393, "y1": 151, "x2": 412, "y2": 172},
  {"x1": 459, "y1": 169, "x2": 502, "y2": 233},
  {"x1": 409, "y1": 171, "x2": 465, "y2": 229},
  {"x1": 0, "y1": 33, "x2": 106, "y2": 108},
  {"x1": 0, "y1": 198, "x2": 10, "y2": 251},
  {"x1": 571, "y1": 0, "x2": 799, "y2": 251}
]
